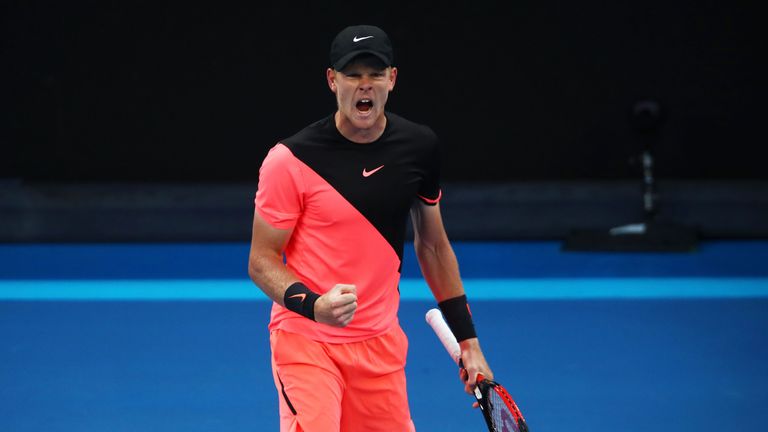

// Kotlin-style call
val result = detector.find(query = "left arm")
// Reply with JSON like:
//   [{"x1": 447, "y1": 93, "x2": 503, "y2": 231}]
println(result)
[{"x1": 410, "y1": 201, "x2": 493, "y2": 396}]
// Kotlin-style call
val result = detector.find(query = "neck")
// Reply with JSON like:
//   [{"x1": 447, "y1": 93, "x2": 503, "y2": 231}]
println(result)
[{"x1": 334, "y1": 111, "x2": 387, "y2": 144}]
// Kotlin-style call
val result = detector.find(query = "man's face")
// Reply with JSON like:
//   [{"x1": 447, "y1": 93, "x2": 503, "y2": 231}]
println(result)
[{"x1": 327, "y1": 59, "x2": 397, "y2": 132}]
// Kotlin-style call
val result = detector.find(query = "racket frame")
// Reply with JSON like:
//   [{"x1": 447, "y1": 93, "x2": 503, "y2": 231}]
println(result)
[{"x1": 475, "y1": 376, "x2": 529, "y2": 432}]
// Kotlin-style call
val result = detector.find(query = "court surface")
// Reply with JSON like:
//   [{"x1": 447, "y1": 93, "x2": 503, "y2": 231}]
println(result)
[{"x1": 2, "y1": 241, "x2": 767, "y2": 431}]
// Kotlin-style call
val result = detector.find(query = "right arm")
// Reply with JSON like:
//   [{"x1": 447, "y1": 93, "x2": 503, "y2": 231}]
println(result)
[{"x1": 247, "y1": 209, "x2": 358, "y2": 327}]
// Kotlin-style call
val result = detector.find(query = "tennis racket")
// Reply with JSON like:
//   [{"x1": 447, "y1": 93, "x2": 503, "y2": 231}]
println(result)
[{"x1": 426, "y1": 308, "x2": 529, "y2": 432}]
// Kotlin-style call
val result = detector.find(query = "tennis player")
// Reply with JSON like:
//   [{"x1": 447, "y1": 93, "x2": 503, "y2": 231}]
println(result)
[{"x1": 248, "y1": 24, "x2": 493, "y2": 431}]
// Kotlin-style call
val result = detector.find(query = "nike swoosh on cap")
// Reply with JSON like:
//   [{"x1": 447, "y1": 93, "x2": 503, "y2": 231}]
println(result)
[{"x1": 353, "y1": 35, "x2": 374, "y2": 42}]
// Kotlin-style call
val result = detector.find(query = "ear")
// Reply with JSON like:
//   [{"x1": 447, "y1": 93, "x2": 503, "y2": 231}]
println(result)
[
  {"x1": 388, "y1": 67, "x2": 398, "y2": 91},
  {"x1": 327, "y1": 68, "x2": 337, "y2": 93}
]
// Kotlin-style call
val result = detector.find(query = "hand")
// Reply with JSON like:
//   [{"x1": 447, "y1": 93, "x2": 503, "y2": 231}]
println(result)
[
  {"x1": 314, "y1": 284, "x2": 357, "y2": 327},
  {"x1": 457, "y1": 338, "x2": 493, "y2": 408}
]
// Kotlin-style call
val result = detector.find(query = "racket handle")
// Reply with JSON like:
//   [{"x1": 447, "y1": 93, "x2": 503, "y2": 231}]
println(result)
[{"x1": 426, "y1": 308, "x2": 462, "y2": 365}]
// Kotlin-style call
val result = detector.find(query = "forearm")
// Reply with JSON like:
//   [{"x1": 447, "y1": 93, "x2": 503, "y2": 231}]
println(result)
[
  {"x1": 416, "y1": 234, "x2": 479, "y2": 341},
  {"x1": 415, "y1": 235, "x2": 465, "y2": 301},
  {"x1": 411, "y1": 203, "x2": 492, "y2": 389},
  {"x1": 419, "y1": 242, "x2": 491, "y2": 387},
  {"x1": 247, "y1": 249, "x2": 300, "y2": 307}
]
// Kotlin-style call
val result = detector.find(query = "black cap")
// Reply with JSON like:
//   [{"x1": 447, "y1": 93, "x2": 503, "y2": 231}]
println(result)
[{"x1": 329, "y1": 25, "x2": 393, "y2": 71}]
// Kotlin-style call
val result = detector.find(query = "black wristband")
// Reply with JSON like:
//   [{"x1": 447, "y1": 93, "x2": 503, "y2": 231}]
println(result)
[
  {"x1": 438, "y1": 294, "x2": 477, "y2": 342},
  {"x1": 283, "y1": 282, "x2": 321, "y2": 321}
]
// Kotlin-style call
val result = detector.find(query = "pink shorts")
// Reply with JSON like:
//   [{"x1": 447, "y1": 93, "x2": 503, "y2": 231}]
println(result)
[{"x1": 270, "y1": 325, "x2": 416, "y2": 432}]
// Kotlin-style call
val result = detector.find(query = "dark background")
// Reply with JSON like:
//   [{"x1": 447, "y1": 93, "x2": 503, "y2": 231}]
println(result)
[
  {"x1": 2, "y1": 1, "x2": 766, "y2": 242},
  {"x1": 3, "y1": 1, "x2": 766, "y2": 182}
]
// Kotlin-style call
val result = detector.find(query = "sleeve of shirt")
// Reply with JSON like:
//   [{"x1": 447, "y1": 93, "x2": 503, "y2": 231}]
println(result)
[
  {"x1": 417, "y1": 130, "x2": 442, "y2": 206},
  {"x1": 254, "y1": 144, "x2": 304, "y2": 229}
]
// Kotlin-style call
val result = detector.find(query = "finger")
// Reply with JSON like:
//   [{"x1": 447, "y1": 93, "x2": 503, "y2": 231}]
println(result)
[
  {"x1": 338, "y1": 311, "x2": 356, "y2": 326},
  {"x1": 334, "y1": 302, "x2": 357, "y2": 317},
  {"x1": 337, "y1": 303, "x2": 357, "y2": 316},
  {"x1": 465, "y1": 371, "x2": 478, "y2": 388},
  {"x1": 458, "y1": 368, "x2": 468, "y2": 382},
  {"x1": 336, "y1": 284, "x2": 356, "y2": 294},
  {"x1": 335, "y1": 293, "x2": 358, "y2": 305},
  {"x1": 330, "y1": 298, "x2": 356, "y2": 312},
  {"x1": 340, "y1": 314, "x2": 355, "y2": 326},
  {"x1": 472, "y1": 401, "x2": 479, "y2": 409},
  {"x1": 329, "y1": 312, "x2": 351, "y2": 327},
  {"x1": 332, "y1": 298, "x2": 357, "y2": 313}
]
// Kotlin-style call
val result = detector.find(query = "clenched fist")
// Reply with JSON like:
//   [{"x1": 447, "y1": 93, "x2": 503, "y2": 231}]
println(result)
[{"x1": 314, "y1": 284, "x2": 357, "y2": 327}]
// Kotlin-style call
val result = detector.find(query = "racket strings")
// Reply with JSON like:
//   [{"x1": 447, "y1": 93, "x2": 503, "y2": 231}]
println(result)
[
  {"x1": 488, "y1": 389, "x2": 520, "y2": 432},
  {"x1": 488, "y1": 387, "x2": 524, "y2": 432}
]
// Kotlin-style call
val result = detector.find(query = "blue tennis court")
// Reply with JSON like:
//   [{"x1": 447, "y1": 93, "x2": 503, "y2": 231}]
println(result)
[{"x1": 2, "y1": 241, "x2": 767, "y2": 431}]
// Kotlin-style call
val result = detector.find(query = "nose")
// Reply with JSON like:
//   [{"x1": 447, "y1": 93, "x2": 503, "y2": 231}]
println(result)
[{"x1": 358, "y1": 76, "x2": 373, "y2": 91}]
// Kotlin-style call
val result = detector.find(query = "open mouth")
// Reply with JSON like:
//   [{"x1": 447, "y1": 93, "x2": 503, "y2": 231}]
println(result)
[{"x1": 356, "y1": 99, "x2": 373, "y2": 112}]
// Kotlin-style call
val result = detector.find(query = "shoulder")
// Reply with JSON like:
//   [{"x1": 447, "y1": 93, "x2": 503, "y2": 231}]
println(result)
[
  {"x1": 264, "y1": 141, "x2": 296, "y2": 161},
  {"x1": 259, "y1": 144, "x2": 299, "y2": 175},
  {"x1": 280, "y1": 115, "x2": 335, "y2": 149},
  {"x1": 386, "y1": 113, "x2": 439, "y2": 156},
  {"x1": 385, "y1": 113, "x2": 439, "y2": 160},
  {"x1": 386, "y1": 112, "x2": 438, "y2": 143}
]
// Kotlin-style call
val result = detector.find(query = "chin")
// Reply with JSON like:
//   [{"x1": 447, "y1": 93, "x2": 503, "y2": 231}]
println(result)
[{"x1": 351, "y1": 113, "x2": 378, "y2": 129}]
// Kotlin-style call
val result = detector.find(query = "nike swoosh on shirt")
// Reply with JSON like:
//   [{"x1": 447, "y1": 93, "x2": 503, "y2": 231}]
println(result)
[
  {"x1": 288, "y1": 293, "x2": 307, "y2": 302},
  {"x1": 362, "y1": 165, "x2": 384, "y2": 177},
  {"x1": 353, "y1": 35, "x2": 374, "y2": 42}
]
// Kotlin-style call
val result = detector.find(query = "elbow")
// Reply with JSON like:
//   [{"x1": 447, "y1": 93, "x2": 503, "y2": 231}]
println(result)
[
  {"x1": 414, "y1": 239, "x2": 442, "y2": 269},
  {"x1": 248, "y1": 254, "x2": 267, "y2": 284},
  {"x1": 247, "y1": 260, "x2": 258, "y2": 282},
  {"x1": 248, "y1": 248, "x2": 283, "y2": 285},
  {"x1": 413, "y1": 237, "x2": 430, "y2": 262},
  {"x1": 414, "y1": 234, "x2": 448, "y2": 258},
  {"x1": 247, "y1": 260, "x2": 258, "y2": 284}
]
